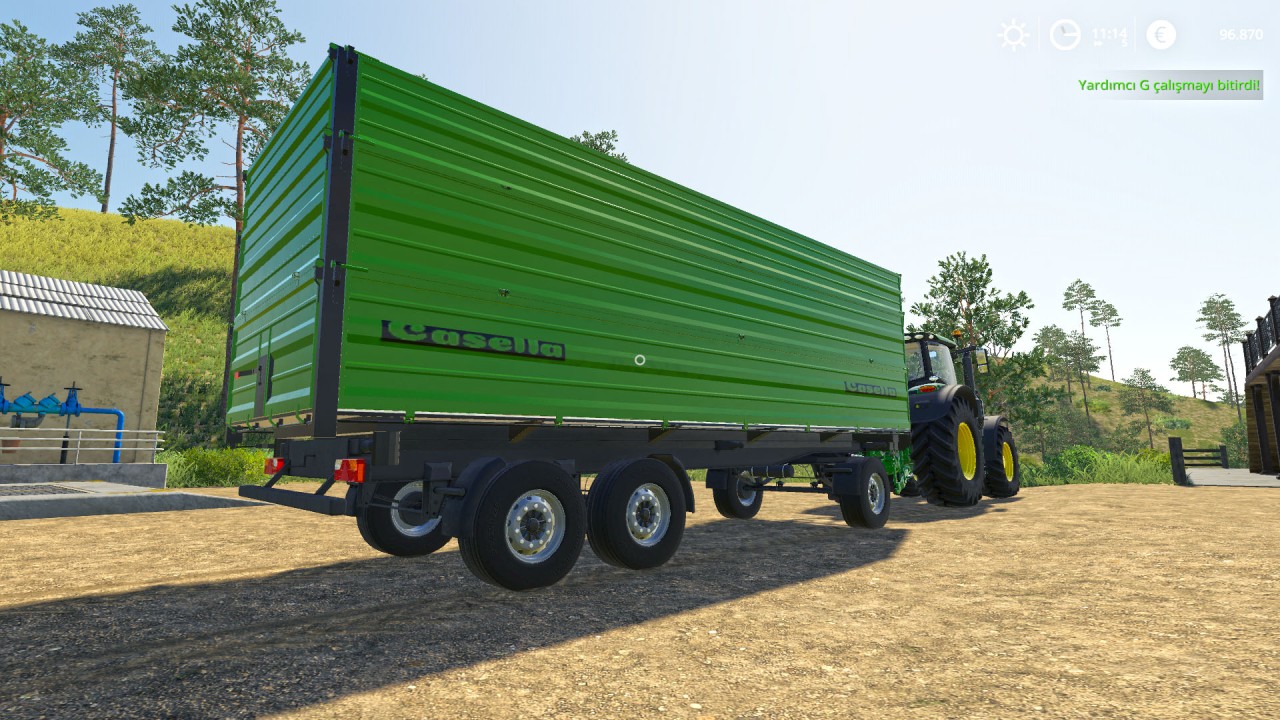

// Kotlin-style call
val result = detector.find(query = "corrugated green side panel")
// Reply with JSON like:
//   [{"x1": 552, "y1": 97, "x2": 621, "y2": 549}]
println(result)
[
  {"x1": 335, "y1": 54, "x2": 907, "y2": 430},
  {"x1": 226, "y1": 65, "x2": 333, "y2": 425}
]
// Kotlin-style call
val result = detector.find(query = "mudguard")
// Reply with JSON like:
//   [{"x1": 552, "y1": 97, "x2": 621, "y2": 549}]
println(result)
[
  {"x1": 439, "y1": 456, "x2": 506, "y2": 538},
  {"x1": 983, "y1": 415, "x2": 1010, "y2": 458},
  {"x1": 907, "y1": 384, "x2": 981, "y2": 426},
  {"x1": 649, "y1": 453, "x2": 696, "y2": 513}
]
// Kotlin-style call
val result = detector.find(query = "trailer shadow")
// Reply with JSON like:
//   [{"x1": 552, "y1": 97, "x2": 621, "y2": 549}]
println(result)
[
  {"x1": 801, "y1": 494, "x2": 1023, "y2": 524},
  {"x1": 0, "y1": 515, "x2": 905, "y2": 719}
]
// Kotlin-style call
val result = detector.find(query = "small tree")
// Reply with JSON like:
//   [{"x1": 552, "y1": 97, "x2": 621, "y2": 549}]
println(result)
[
  {"x1": 568, "y1": 129, "x2": 628, "y2": 162},
  {"x1": 1169, "y1": 345, "x2": 1223, "y2": 400},
  {"x1": 1088, "y1": 299, "x2": 1122, "y2": 381},
  {"x1": 1197, "y1": 294, "x2": 1246, "y2": 423},
  {"x1": 1064, "y1": 330, "x2": 1104, "y2": 423},
  {"x1": 1062, "y1": 279, "x2": 1096, "y2": 336},
  {"x1": 1118, "y1": 368, "x2": 1176, "y2": 450},
  {"x1": 0, "y1": 21, "x2": 102, "y2": 222},
  {"x1": 1034, "y1": 324, "x2": 1070, "y2": 389},
  {"x1": 909, "y1": 251, "x2": 1034, "y2": 358},
  {"x1": 60, "y1": 4, "x2": 160, "y2": 214}
]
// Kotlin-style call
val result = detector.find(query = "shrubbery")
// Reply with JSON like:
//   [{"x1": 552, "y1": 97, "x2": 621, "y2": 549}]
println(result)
[
  {"x1": 160, "y1": 447, "x2": 270, "y2": 488},
  {"x1": 1022, "y1": 445, "x2": 1172, "y2": 487}
]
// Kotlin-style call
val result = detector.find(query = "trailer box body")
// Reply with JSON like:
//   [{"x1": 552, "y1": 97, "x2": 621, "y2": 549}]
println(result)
[{"x1": 228, "y1": 46, "x2": 907, "y2": 435}]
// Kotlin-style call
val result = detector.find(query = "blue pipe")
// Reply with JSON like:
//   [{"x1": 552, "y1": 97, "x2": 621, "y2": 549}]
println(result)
[
  {"x1": 0, "y1": 385, "x2": 126, "y2": 463},
  {"x1": 74, "y1": 408, "x2": 126, "y2": 463},
  {"x1": 61, "y1": 387, "x2": 125, "y2": 464}
]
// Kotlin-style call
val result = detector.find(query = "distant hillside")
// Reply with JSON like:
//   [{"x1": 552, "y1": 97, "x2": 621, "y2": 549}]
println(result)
[
  {"x1": 0, "y1": 208, "x2": 234, "y2": 448},
  {"x1": 1051, "y1": 373, "x2": 1240, "y2": 451}
]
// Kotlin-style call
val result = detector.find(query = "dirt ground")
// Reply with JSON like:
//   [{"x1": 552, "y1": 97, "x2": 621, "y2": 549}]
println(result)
[{"x1": 0, "y1": 483, "x2": 1277, "y2": 719}]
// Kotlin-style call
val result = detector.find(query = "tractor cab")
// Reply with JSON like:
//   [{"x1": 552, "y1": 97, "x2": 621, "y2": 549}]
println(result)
[{"x1": 904, "y1": 332, "x2": 989, "y2": 394}]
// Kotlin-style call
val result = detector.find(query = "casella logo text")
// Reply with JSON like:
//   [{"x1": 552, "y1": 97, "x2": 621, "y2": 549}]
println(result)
[
  {"x1": 844, "y1": 381, "x2": 897, "y2": 398},
  {"x1": 381, "y1": 320, "x2": 566, "y2": 361}
]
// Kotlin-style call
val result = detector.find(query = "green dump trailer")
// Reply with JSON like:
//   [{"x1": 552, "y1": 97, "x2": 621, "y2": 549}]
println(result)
[{"x1": 234, "y1": 45, "x2": 1014, "y2": 591}]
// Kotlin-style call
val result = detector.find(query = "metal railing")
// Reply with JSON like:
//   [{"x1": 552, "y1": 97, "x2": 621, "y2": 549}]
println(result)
[
  {"x1": 1243, "y1": 295, "x2": 1280, "y2": 374},
  {"x1": 0, "y1": 427, "x2": 164, "y2": 464},
  {"x1": 1168, "y1": 436, "x2": 1228, "y2": 486}
]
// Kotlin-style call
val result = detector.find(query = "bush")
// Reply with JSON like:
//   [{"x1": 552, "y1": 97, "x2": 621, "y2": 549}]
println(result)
[
  {"x1": 1022, "y1": 445, "x2": 1172, "y2": 487},
  {"x1": 161, "y1": 447, "x2": 270, "y2": 488},
  {"x1": 1161, "y1": 417, "x2": 1192, "y2": 430}
]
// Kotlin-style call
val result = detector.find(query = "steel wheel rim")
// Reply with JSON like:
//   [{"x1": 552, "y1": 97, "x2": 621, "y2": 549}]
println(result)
[
  {"x1": 736, "y1": 472, "x2": 757, "y2": 507},
  {"x1": 505, "y1": 489, "x2": 566, "y2": 564},
  {"x1": 391, "y1": 481, "x2": 441, "y2": 537},
  {"x1": 1002, "y1": 441, "x2": 1015, "y2": 479},
  {"x1": 867, "y1": 472, "x2": 886, "y2": 514},
  {"x1": 957, "y1": 422, "x2": 977, "y2": 480},
  {"x1": 626, "y1": 482, "x2": 671, "y2": 547}
]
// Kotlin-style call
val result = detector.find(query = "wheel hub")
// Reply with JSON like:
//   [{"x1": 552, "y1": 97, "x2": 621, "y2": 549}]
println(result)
[
  {"x1": 391, "y1": 481, "x2": 442, "y2": 537},
  {"x1": 867, "y1": 473, "x2": 886, "y2": 514},
  {"x1": 956, "y1": 421, "x2": 977, "y2": 480},
  {"x1": 1002, "y1": 441, "x2": 1015, "y2": 479},
  {"x1": 506, "y1": 491, "x2": 566, "y2": 563},
  {"x1": 626, "y1": 483, "x2": 671, "y2": 547}
]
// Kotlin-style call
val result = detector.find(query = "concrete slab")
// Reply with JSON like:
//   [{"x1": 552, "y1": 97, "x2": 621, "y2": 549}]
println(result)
[
  {"x1": 0, "y1": 488, "x2": 264, "y2": 521},
  {"x1": 0, "y1": 463, "x2": 167, "y2": 488},
  {"x1": 1187, "y1": 467, "x2": 1280, "y2": 488}
]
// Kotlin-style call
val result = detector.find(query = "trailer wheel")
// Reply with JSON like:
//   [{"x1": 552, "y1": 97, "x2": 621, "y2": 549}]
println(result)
[
  {"x1": 983, "y1": 424, "x2": 1021, "y2": 498},
  {"x1": 836, "y1": 459, "x2": 891, "y2": 529},
  {"x1": 457, "y1": 461, "x2": 586, "y2": 591},
  {"x1": 712, "y1": 471, "x2": 763, "y2": 519},
  {"x1": 357, "y1": 481, "x2": 450, "y2": 557},
  {"x1": 911, "y1": 399, "x2": 984, "y2": 507},
  {"x1": 586, "y1": 458, "x2": 686, "y2": 570}
]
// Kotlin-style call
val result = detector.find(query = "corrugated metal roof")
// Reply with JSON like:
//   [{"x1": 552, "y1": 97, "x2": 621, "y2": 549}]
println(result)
[{"x1": 0, "y1": 270, "x2": 168, "y2": 331}]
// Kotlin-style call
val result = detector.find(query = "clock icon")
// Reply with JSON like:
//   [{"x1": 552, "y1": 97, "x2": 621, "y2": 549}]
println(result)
[{"x1": 1050, "y1": 19, "x2": 1082, "y2": 50}]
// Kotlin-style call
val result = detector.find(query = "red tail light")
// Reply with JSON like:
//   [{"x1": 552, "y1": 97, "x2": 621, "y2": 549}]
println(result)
[
  {"x1": 264, "y1": 457, "x2": 286, "y2": 475},
  {"x1": 334, "y1": 458, "x2": 366, "y2": 483},
  {"x1": 918, "y1": 385, "x2": 938, "y2": 393}
]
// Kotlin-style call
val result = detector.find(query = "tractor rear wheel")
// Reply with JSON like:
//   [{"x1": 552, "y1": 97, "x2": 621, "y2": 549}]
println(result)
[
  {"x1": 911, "y1": 399, "x2": 984, "y2": 507},
  {"x1": 983, "y1": 424, "x2": 1021, "y2": 498}
]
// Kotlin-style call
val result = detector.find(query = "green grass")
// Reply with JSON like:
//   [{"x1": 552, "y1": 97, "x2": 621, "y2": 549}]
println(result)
[
  {"x1": 0, "y1": 208, "x2": 234, "y2": 448},
  {"x1": 1022, "y1": 446, "x2": 1173, "y2": 487}
]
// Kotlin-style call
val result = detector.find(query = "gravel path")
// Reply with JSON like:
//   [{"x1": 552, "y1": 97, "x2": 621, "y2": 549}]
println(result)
[{"x1": 0, "y1": 483, "x2": 1276, "y2": 719}]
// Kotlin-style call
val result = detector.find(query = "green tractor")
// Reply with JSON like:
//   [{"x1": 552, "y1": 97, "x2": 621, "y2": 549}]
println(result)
[{"x1": 884, "y1": 331, "x2": 1021, "y2": 505}]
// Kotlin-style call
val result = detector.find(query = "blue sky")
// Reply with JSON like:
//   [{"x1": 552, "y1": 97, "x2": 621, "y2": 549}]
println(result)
[{"x1": 10, "y1": 1, "x2": 1277, "y2": 397}]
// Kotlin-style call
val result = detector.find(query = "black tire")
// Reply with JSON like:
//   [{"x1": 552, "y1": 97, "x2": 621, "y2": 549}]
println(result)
[
  {"x1": 586, "y1": 458, "x2": 687, "y2": 569},
  {"x1": 837, "y1": 459, "x2": 891, "y2": 529},
  {"x1": 457, "y1": 461, "x2": 586, "y2": 591},
  {"x1": 911, "y1": 399, "x2": 985, "y2": 507},
  {"x1": 897, "y1": 478, "x2": 921, "y2": 497},
  {"x1": 983, "y1": 424, "x2": 1022, "y2": 498},
  {"x1": 357, "y1": 481, "x2": 451, "y2": 557},
  {"x1": 712, "y1": 470, "x2": 763, "y2": 519}
]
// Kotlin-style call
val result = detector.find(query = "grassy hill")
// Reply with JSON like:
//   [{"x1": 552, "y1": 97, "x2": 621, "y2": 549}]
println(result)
[
  {"x1": 0, "y1": 208, "x2": 234, "y2": 448},
  {"x1": 1050, "y1": 373, "x2": 1241, "y2": 451}
]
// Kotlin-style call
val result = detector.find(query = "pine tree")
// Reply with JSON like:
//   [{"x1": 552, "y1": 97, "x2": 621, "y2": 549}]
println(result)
[
  {"x1": 1118, "y1": 368, "x2": 1176, "y2": 450},
  {"x1": 0, "y1": 21, "x2": 102, "y2": 222},
  {"x1": 1088, "y1": 299, "x2": 1121, "y2": 381},
  {"x1": 1197, "y1": 294, "x2": 1246, "y2": 423},
  {"x1": 568, "y1": 129, "x2": 628, "y2": 162},
  {"x1": 60, "y1": 4, "x2": 160, "y2": 213}
]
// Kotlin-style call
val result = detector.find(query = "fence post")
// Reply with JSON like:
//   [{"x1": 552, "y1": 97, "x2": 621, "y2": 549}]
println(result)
[
  {"x1": 1218, "y1": 444, "x2": 1229, "y2": 468},
  {"x1": 1169, "y1": 436, "x2": 1188, "y2": 485}
]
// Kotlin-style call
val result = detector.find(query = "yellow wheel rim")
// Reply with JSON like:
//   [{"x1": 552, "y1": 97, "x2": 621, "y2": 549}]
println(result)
[
  {"x1": 1002, "y1": 441, "x2": 1014, "y2": 479},
  {"x1": 957, "y1": 421, "x2": 977, "y2": 480}
]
